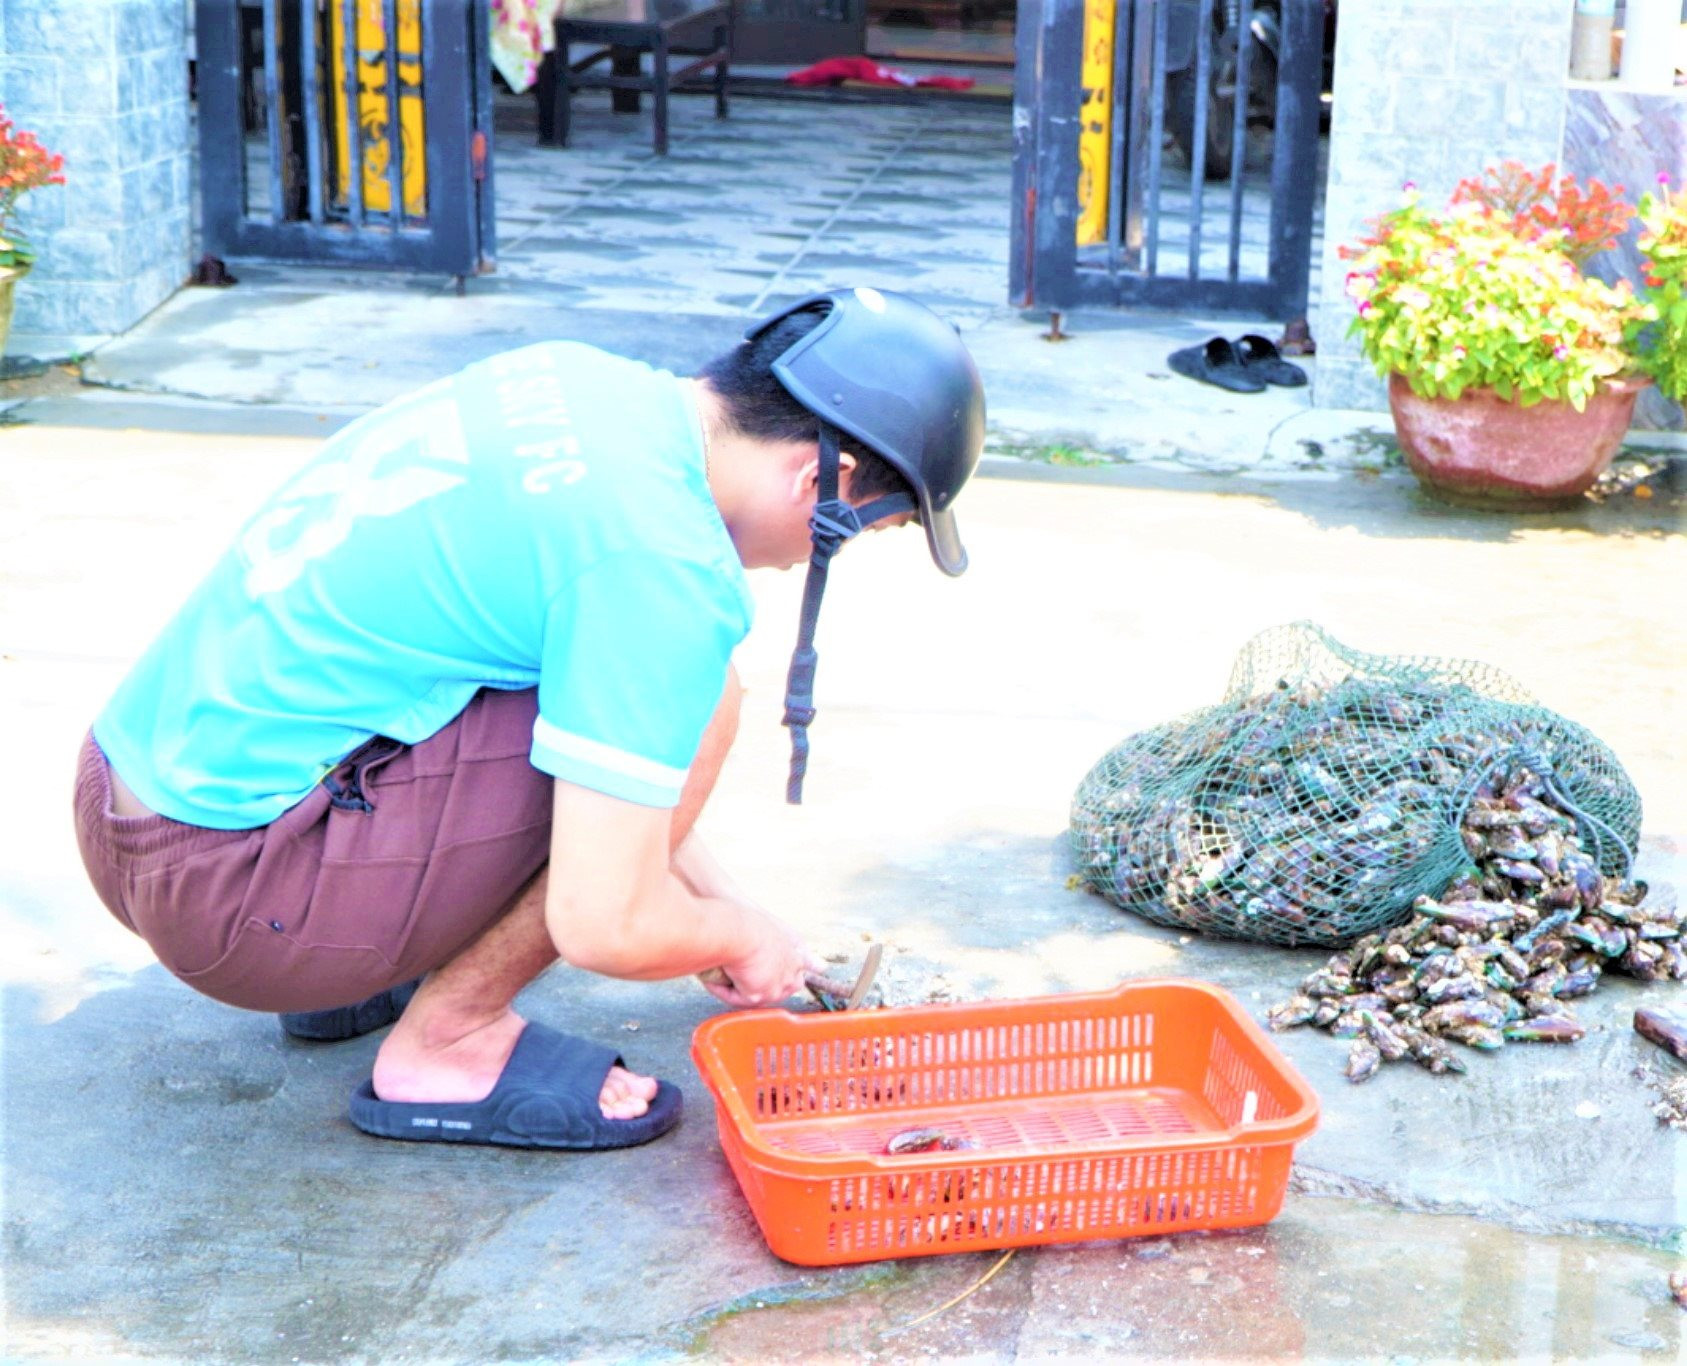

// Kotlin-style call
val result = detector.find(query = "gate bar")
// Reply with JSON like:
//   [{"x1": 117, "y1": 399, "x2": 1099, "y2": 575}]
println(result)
[
  {"x1": 381, "y1": 0, "x2": 404, "y2": 226},
  {"x1": 262, "y1": 0, "x2": 285, "y2": 224},
  {"x1": 1226, "y1": 0, "x2": 1253, "y2": 280},
  {"x1": 1144, "y1": 0, "x2": 1169, "y2": 276},
  {"x1": 1265, "y1": 0, "x2": 1322, "y2": 318},
  {"x1": 341, "y1": 0, "x2": 366, "y2": 225},
  {"x1": 1120, "y1": 0, "x2": 1156, "y2": 268},
  {"x1": 1187, "y1": 0, "x2": 1215, "y2": 280},
  {"x1": 1104, "y1": 0, "x2": 1130, "y2": 274},
  {"x1": 421, "y1": 0, "x2": 477, "y2": 268},
  {"x1": 300, "y1": 0, "x2": 326, "y2": 224}
]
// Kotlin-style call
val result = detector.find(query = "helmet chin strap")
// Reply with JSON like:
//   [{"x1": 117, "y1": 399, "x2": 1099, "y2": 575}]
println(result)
[{"x1": 782, "y1": 423, "x2": 916, "y2": 804}]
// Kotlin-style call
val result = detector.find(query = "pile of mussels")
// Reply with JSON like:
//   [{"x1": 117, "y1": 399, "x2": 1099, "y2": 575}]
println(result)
[{"x1": 1268, "y1": 765, "x2": 1685, "y2": 1082}]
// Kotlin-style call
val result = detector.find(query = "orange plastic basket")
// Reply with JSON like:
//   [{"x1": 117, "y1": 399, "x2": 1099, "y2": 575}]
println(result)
[{"x1": 691, "y1": 978, "x2": 1320, "y2": 1266}]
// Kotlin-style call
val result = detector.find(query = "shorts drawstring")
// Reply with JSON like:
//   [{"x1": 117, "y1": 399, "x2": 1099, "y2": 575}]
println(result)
[{"x1": 324, "y1": 737, "x2": 405, "y2": 813}]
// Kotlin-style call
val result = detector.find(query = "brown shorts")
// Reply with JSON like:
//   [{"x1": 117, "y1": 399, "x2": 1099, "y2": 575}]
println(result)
[{"x1": 73, "y1": 687, "x2": 553, "y2": 1013}]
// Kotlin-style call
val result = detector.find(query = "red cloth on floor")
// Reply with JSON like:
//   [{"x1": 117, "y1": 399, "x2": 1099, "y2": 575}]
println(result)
[{"x1": 784, "y1": 57, "x2": 975, "y2": 91}]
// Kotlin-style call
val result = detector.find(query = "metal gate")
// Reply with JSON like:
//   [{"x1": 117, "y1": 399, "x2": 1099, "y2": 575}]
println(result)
[
  {"x1": 197, "y1": 0, "x2": 495, "y2": 278},
  {"x1": 1011, "y1": 0, "x2": 1324, "y2": 318}
]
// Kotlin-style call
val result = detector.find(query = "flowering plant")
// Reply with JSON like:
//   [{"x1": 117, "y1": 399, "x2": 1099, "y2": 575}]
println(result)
[
  {"x1": 1340, "y1": 165, "x2": 1679, "y2": 412},
  {"x1": 1634, "y1": 176, "x2": 1687, "y2": 403},
  {"x1": 0, "y1": 104, "x2": 66, "y2": 271},
  {"x1": 1449, "y1": 161, "x2": 1635, "y2": 267}
]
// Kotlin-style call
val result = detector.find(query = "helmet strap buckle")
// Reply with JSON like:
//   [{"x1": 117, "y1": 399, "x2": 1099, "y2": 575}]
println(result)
[{"x1": 809, "y1": 499, "x2": 863, "y2": 557}]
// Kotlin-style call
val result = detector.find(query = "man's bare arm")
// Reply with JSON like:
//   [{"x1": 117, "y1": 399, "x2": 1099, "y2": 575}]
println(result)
[
  {"x1": 671, "y1": 830, "x2": 753, "y2": 905},
  {"x1": 544, "y1": 778, "x2": 811, "y2": 1005}
]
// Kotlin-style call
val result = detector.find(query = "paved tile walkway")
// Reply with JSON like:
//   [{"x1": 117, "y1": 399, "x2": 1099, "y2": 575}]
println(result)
[{"x1": 490, "y1": 90, "x2": 1020, "y2": 322}]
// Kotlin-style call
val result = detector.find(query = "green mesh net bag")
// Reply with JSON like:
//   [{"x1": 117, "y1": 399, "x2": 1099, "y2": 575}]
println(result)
[{"x1": 1070, "y1": 623, "x2": 1642, "y2": 948}]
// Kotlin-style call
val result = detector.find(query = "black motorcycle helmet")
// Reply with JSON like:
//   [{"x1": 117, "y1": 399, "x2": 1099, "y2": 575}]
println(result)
[{"x1": 745, "y1": 287, "x2": 986, "y2": 802}]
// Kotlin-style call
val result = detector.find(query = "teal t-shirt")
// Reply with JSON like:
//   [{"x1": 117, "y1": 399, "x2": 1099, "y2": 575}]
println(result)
[{"x1": 94, "y1": 342, "x2": 754, "y2": 829}]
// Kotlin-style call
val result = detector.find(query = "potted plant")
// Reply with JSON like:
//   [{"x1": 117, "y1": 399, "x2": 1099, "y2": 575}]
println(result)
[
  {"x1": 0, "y1": 104, "x2": 66, "y2": 363},
  {"x1": 1340, "y1": 163, "x2": 1683, "y2": 509}
]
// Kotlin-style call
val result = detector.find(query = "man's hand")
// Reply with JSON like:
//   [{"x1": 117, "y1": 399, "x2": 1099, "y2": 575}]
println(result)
[{"x1": 696, "y1": 904, "x2": 816, "y2": 1008}]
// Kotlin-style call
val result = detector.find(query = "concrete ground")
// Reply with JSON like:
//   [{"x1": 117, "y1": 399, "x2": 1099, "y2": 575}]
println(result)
[
  {"x1": 2, "y1": 388, "x2": 1685, "y2": 1363},
  {"x1": 5, "y1": 83, "x2": 1687, "y2": 1366}
]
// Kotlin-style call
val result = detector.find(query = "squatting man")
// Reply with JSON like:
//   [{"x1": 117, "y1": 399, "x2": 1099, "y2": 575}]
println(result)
[{"x1": 74, "y1": 287, "x2": 986, "y2": 1149}]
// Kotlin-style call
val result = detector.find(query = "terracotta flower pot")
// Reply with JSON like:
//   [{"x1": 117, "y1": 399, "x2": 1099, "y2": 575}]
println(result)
[{"x1": 1387, "y1": 372, "x2": 1651, "y2": 510}]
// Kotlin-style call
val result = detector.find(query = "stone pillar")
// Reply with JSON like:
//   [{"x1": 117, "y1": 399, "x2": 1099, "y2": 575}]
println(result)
[
  {"x1": 0, "y1": 0, "x2": 192, "y2": 358},
  {"x1": 1311, "y1": 0, "x2": 1574, "y2": 412}
]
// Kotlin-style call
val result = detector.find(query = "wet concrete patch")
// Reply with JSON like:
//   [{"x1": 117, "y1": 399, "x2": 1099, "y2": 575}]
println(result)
[{"x1": 684, "y1": 1201, "x2": 1687, "y2": 1363}]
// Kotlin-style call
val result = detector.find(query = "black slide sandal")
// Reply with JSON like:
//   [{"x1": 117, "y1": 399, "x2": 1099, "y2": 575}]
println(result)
[
  {"x1": 1167, "y1": 337, "x2": 1267, "y2": 393},
  {"x1": 347, "y1": 1023, "x2": 683, "y2": 1150},
  {"x1": 1235, "y1": 333, "x2": 1309, "y2": 387}
]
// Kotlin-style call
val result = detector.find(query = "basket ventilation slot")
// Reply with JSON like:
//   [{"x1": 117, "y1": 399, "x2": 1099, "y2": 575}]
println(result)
[
  {"x1": 820, "y1": 1147, "x2": 1266, "y2": 1255},
  {"x1": 749, "y1": 1015, "x2": 1159, "y2": 1119}
]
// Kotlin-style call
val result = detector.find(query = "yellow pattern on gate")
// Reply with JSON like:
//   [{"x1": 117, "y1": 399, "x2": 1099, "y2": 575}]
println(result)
[
  {"x1": 330, "y1": 0, "x2": 428, "y2": 219},
  {"x1": 1075, "y1": 0, "x2": 1116, "y2": 247}
]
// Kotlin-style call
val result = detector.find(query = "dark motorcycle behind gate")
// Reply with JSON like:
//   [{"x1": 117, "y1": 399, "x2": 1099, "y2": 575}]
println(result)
[{"x1": 1163, "y1": 0, "x2": 1336, "y2": 180}]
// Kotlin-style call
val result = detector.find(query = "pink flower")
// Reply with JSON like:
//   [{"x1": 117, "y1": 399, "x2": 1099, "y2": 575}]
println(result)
[
  {"x1": 1402, "y1": 181, "x2": 1417, "y2": 192},
  {"x1": 1659, "y1": 173, "x2": 1672, "y2": 187},
  {"x1": 1452, "y1": 345, "x2": 1467, "y2": 359},
  {"x1": 1553, "y1": 344, "x2": 1569, "y2": 359},
  {"x1": 1358, "y1": 301, "x2": 1374, "y2": 317}
]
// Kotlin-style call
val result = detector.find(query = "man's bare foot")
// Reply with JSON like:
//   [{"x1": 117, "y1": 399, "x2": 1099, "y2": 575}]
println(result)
[
  {"x1": 598, "y1": 1065, "x2": 659, "y2": 1120},
  {"x1": 372, "y1": 1008, "x2": 656, "y2": 1120}
]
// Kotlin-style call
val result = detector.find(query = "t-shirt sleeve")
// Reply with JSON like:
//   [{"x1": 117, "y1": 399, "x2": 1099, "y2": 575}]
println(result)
[{"x1": 532, "y1": 551, "x2": 749, "y2": 807}]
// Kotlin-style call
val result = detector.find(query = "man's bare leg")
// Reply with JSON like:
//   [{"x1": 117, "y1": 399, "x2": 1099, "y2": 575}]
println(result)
[{"x1": 370, "y1": 670, "x2": 743, "y2": 1118}]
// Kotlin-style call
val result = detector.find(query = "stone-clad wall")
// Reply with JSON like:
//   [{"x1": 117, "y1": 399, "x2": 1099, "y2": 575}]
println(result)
[
  {"x1": 0, "y1": 0, "x2": 192, "y2": 351},
  {"x1": 1311, "y1": 0, "x2": 1574, "y2": 412},
  {"x1": 1564, "y1": 86, "x2": 1687, "y2": 430}
]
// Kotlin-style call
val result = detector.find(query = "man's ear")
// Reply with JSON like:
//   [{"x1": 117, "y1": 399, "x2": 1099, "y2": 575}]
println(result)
[{"x1": 787, "y1": 447, "x2": 856, "y2": 503}]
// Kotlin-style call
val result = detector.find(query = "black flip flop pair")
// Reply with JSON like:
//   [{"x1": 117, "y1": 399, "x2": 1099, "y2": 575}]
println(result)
[{"x1": 1168, "y1": 334, "x2": 1308, "y2": 393}]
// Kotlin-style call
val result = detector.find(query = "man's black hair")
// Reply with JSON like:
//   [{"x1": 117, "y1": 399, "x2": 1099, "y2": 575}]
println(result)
[{"x1": 698, "y1": 310, "x2": 915, "y2": 503}]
